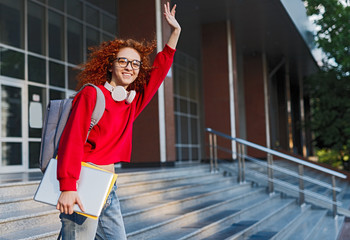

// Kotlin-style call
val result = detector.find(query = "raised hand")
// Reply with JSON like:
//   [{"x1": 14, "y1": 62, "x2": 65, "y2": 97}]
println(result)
[
  {"x1": 164, "y1": 2, "x2": 181, "y2": 30},
  {"x1": 164, "y1": 2, "x2": 181, "y2": 49}
]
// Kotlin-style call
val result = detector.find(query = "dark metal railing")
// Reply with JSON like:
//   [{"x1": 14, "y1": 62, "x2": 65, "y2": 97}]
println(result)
[{"x1": 206, "y1": 128, "x2": 347, "y2": 217}]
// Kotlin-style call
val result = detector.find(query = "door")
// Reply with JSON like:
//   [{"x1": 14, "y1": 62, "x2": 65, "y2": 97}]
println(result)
[{"x1": 0, "y1": 80, "x2": 25, "y2": 173}]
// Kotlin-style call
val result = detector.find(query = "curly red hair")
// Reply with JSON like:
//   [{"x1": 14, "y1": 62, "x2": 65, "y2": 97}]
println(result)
[{"x1": 76, "y1": 38, "x2": 157, "y2": 92}]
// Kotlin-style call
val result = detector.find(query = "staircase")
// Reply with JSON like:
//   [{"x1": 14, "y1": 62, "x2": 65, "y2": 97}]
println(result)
[{"x1": 0, "y1": 163, "x2": 349, "y2": 240}]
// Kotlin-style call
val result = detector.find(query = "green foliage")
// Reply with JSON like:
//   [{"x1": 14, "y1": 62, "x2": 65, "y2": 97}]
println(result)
[
  {"x1": 304, "y1": 0, "x2": 350, "y2": 75},
  {"x1": 316, "y1": 148, "x2": 343, "y2": 169},
  {"x1": 303, "y1": 0, "x2": 350, "y2": 169}
]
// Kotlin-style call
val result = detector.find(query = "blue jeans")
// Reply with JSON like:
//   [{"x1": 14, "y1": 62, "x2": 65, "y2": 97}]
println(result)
[{"x1": 59, "y1": 185, "x2": 126, "y2": 240}]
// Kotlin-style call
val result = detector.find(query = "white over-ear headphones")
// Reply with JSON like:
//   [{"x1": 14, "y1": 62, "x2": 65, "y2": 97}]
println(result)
[{"x1": 104, "y1": 82, "x2": 136, "y2": 104}]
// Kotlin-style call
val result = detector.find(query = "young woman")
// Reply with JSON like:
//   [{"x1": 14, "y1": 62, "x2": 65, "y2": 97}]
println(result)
[{"x1": 56, "y1": 3, "x2": 181, "y2": 239}]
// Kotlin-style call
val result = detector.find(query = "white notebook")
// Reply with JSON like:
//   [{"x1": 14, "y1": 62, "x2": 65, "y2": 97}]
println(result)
[{"x1": 34, "y1": 158, "x2": 117, "y2": 219}]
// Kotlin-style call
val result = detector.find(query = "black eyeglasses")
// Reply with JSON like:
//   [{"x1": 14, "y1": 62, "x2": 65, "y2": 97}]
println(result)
[{"x1": 115, "y1": 57, "x2": 142, "y2": 70}]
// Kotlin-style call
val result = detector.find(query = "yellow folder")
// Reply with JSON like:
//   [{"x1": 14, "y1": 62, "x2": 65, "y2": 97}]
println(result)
[{"x1": 34, "y1": 159, "x2": 118, "y2": 219}]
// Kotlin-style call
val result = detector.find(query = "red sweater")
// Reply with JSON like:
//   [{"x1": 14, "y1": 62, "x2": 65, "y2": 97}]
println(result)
[{"x1": 57, "y1": 45, "x2": 175, "y2": 191}]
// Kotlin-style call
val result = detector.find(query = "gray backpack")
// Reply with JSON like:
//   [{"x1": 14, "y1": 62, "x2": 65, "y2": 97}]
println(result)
[{"x1": 39, "y1": 84, "x2": 105, "y2": 172}]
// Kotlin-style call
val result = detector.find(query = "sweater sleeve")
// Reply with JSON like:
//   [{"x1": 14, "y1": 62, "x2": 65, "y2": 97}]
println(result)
[
  {"x1": 56, "y1": 86, "x2": 97, "y2": 191},
  {"x1": 135, "y1": 44, "x2": 176, "y2": 117}
]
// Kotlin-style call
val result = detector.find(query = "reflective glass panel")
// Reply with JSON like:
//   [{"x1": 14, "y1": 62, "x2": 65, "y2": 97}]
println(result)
[
  {"x1": 67, "y1": 0, "x2": 83, "y2": 19},
  {"x1": 28, "y1": 55, "x2": 46, "y2": 84},
  {"x1": 102, "y1": 33, "x2": 114, "y2": 42},
  {"x1": 181, "y1": 147, "x2": 189, "y2": 161},
  {"x1": 28, "y1": 86, "x2": 46, "y2": 138},
  {"x1": 48, "y1": 0, "x2": 64, "y2": 11},
  {"x1": 49, "y1": 61, "x2": 65, "y2": 87},
  {"x1": 67, "y1": 19, "x2": 83, "y2": 64},
  {"x1": 28, "y1": 2, "x2": 45, "y2": 54},
  {"x1": 68, "y1": 66, "x2": 79, "y2": 90},
  {"x1": 86, "y1": 5, "x2": 99, "y2": 27},
  {"x1": 1, "y1": 85, "x2": 22, "y2": 137},
  {"x1": 102, "y1": 14, "x2": 116, "y2": 35},
  {"x1": 0, "y1": 0, "x2": 24, "y2": 48},
  {"x1": 180, "y1": 116, "x2": 188, "y2": 144},
  {"x1": 49, "y1": 10, "x2": 64, "y2": 60},
  {"x1": 86, "y1": 27, "x2": 99, "y2": 56},
  {"x1": 0, "y1": 49, "x2": 24, "y2": 79},
  {"x1": 29, "y1": 142, "x2": 40, "y2": 168},
  {"x1": 191, "y1": 117, "x2": 199, "y2": 144},
  {"x1": 2, "y1": 142, "x2": 22, "y2": 166},
  {"x1": 49, "y1": 89, "x2": 65, "y2": 100}
]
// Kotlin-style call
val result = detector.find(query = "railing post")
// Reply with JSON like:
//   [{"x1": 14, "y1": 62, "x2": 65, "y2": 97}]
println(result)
[
  {"x1": 237, "y1": 142, "x2": 242, "y2": 183},
  {"x1": 298, "y1": 164, "x2": 305, "y2": 206},
  {"x1": 209, "y1": 133, "x2": 214, "y2": 173},
  {"x1": 213, "y1": 134, "x2": 218, "y2": 173},
  {"x1": 241, "y1": 143, "x2": 246, "y2": 182},
  {"x1": 332, "y1": 176, "x2": 338, "y2": 218},
  {"x1": 267, "y1": 153, "x2": 274, "y2": 194}
]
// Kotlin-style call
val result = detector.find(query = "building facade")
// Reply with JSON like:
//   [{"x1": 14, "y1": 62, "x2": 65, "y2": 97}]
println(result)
[{"x1": 0, "y1": 0, "x2": 318, "y2": 173}]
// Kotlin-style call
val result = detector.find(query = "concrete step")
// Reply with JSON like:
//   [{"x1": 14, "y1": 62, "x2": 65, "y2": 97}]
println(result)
[
  {"x1": 117, "y1": 171, "x2": 220, "y2": 197},
  {"x1": 116, "y1": 165, "x2": 209, "y2": 184},
  {"x1": 124, "y1": 182, "x2": 253, "y2": 234},
  {"x1": 119, "y1": 175, "x2": 235, "y2": 213},
  {"x1": 307, "y1": 213, "x2": 345, "y2": 240},
  {"x1": 274, "y1": 206, "x2": 328, "y2": 240},
  {"x1": 1, "y1": 163, "x2": 348, "y2": 239},
  {"x1": 0, "y1": 181, "x2": 40, "y2": 199},
  {"x1": 195, "y1": 196, "x2": 293, "y2": 240},
  {"x1": 0, "y1": 208, "x2": 59, "y2": 238},
  {"x1": 0, "y1": 223, "x2": 60, "y2": 240},
  {"x1": 127, "y1": 185, "x2": 268, "y2": 240}
]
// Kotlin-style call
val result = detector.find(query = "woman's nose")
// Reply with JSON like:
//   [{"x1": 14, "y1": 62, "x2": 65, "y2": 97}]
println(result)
[{"x1": 125, "y1": 62, "x2": 133, "y2": 70}]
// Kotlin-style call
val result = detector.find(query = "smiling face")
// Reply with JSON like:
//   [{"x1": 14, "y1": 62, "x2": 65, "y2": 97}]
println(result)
[{"x1": 109, "y1": 47, "x2": 141, "y2": 89}]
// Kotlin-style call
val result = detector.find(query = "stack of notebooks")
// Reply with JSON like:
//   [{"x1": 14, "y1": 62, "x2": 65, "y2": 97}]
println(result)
[{"x1": 34, "y1": 158, "x2": 118, "y2": 219}]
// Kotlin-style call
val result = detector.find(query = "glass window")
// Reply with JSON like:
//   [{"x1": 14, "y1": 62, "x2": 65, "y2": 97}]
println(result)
[
  {"x1": 68, "y1": 66, "x2": 79, "y2": 90},
  {"x1": 48, "y1": 0, "x2": 64, "y2": 11},
  {"x1": 28, "y1": 55, "x2": 46, "y2": 84},
  {"x1": 1, "y1": 85, "x2": 22, "y2": 137},
  {"x1": 49, "y1": 10, "x2": 64, "y2": 60},
  {"x1": 190, "y1": 102, "x2": 197, "y2": 115},
  {"x1": 179, "y1": 99, "x2": 187, "y2": 113},
  {"x1": 191, "y1": 117, "x2": 199, "y2": 144},
  {"x1": 29, "y1": 142, "x2": 40, "y2": 168},
  {"x1": 175, "y1": 115, "x2": 180, "y2": 144},
  {"x1": 102, "y1": 34, "x2": 114, "y2": 42},
  {"x1": 67, "y1": 0, "x2": 83, "y2": 19},
  {"x1": 28, "y1": 2, "x2": 46, "y2": 54},
  {"x1": 86, "y1": 5, "x2": 99, "y2": 27},
  {"x1": 49, "y1": 61, "x2": 65, "y2": 87},
  {"x1": 180, "y1": 116, "x2": 188, "y2": 144},
  {"x1": 67, "y1": 19, "x2": 83, "y2": 64},
  {"x1": 181, "y1": 147, "x2": 189, "y2": 161},
  {"x1": 0, "y1": 49, "x2": 24, "y2": 79},
  {"x1": 86, "y1": 27, "x2": 99, "y2": 56},
  {"x1": 179, "y1": 71, "x2": 188, "y2": 97},
  {"x1": 102, "y1": 14, "x2": 116, "y2": 35},
  {"x1": 49, "y1": 89, "x2": 65, "y2": 100},
  {"x1": 191, "y1": 147, "x2": 199, "y2": 160},
  {"x1": 28, "y1": 86, "x2": 46, "y2": 138},
  {"x1": 2, "y1": 142, "x2": 22, "y2": 166},
  {"x1": 189, "y1": 74, "x2": 198, "y2": 100},
  {"x1": 0, "y1": 0, "x2": 24, "y2": 48}
]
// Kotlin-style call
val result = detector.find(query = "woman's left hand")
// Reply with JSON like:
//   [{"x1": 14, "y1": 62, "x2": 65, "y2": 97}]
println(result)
[{"x1": 164, "y1": 2, "x2": 181, "y2": 31}]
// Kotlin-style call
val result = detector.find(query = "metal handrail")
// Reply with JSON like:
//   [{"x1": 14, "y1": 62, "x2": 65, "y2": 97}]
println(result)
[
  {"x1": 206, "y1": 128, "x2": 347, "y2": 217},
  {"x1": 207, "y1": 128, "x2": 346, "y2": 179}
]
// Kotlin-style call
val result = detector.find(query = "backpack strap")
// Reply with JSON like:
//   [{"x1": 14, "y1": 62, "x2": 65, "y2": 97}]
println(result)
[{"x1": 78, "y1": 83, "x2": 106, "y2": 140}]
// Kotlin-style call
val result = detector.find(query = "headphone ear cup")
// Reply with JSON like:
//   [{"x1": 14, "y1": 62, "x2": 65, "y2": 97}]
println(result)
[
  {"x1": 111, "y1": 86, "x2": 127, "y2": 102},
  {"x1": 126, "y1": 90, "x2": 136, "y2": 104}
]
